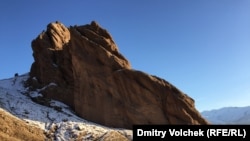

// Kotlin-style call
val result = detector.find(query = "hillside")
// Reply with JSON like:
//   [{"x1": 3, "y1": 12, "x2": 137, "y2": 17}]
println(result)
[
  {"x1": 0, "y1": 108, "x2": 45, "y2": 141},
  {"x1": 0, "y1": 74, "x2": 132, "y2": 140}
]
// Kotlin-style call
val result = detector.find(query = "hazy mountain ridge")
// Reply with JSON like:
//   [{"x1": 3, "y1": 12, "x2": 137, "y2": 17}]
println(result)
[{"x1": 201, "y1": 106, "x2": 250, "y2": 124}]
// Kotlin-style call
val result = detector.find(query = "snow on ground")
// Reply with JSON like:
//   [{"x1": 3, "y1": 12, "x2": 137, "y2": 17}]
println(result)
[{"x1": 0, "y1": 73, "x2": 132, "y2": 140}]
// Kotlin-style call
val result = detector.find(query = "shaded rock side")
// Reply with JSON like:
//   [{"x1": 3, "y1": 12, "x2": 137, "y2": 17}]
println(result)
[{"x1": 28, "y1": 21, "x2": 208, "y2": 129}]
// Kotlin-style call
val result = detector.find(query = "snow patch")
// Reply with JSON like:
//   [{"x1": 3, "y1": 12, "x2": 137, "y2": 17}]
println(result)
[
  {"x1": 39, "y1": 82, "x2": 58, "y2": 91},
  {"x1": 0, "y1": 73, "x2": 132, "y2": 140},
  {"x1": 53, "y1": 63, "x2": 58, "y2": 68}
]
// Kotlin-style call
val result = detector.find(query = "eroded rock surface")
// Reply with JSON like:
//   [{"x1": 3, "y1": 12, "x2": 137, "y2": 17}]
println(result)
[{"x1": 28, "y1": 21, "x2": 208, "y2": 129}]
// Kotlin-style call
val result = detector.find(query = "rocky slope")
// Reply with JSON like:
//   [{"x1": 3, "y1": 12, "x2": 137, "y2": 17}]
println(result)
[
  {"x1": 0, "y1": 108, "x2": 45, "y2": 141},
  {"x1": 27, "y1": 21, "x2": 208, "y2": 129},
  {"x1": 0, "y1": 74, "x2": 132, "y2": 140}
]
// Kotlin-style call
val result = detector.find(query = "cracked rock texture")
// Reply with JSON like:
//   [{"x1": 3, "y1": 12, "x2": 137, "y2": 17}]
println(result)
[{"x1": 28, "y1": 21, "x2": 208, "y2": 129}]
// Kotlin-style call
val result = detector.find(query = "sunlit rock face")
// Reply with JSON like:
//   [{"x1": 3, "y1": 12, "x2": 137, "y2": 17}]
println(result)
[{"x1": 28, "y1": 21, "x2": 208, "y2": 129}]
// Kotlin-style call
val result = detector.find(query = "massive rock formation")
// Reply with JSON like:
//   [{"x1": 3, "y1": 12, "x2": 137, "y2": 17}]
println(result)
[{"x1": 27, "y1": 21, "x2": 208, "y2": 129}]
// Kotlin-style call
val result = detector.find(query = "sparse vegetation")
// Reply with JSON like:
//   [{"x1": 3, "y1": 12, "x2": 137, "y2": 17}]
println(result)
[
  {"x1": 14, "y1": 73, "x2": 19, "y2": 77},
  {"x1": 0, "y1": 109, "x2": 45, "y2": 141}
]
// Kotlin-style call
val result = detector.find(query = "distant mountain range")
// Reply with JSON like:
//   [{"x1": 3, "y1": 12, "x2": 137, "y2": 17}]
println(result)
[{"x1": 201, "y1": 106, "x2": 250, "y2": 124}]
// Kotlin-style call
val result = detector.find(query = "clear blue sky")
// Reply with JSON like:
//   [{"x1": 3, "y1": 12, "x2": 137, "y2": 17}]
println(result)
[{"x1": 0, "y1": 0, "x2": 249, "y2": 112}]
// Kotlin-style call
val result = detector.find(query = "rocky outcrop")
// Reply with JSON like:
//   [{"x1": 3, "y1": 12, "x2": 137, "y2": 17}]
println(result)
[{"x1": 28, "y1": 21, "x2": 208, "y2": 129}]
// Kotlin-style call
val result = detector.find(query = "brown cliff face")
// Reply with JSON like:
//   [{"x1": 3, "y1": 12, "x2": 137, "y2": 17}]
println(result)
[{"x1": 28, "y1": 21, "x2": 208, "y2": 129}]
